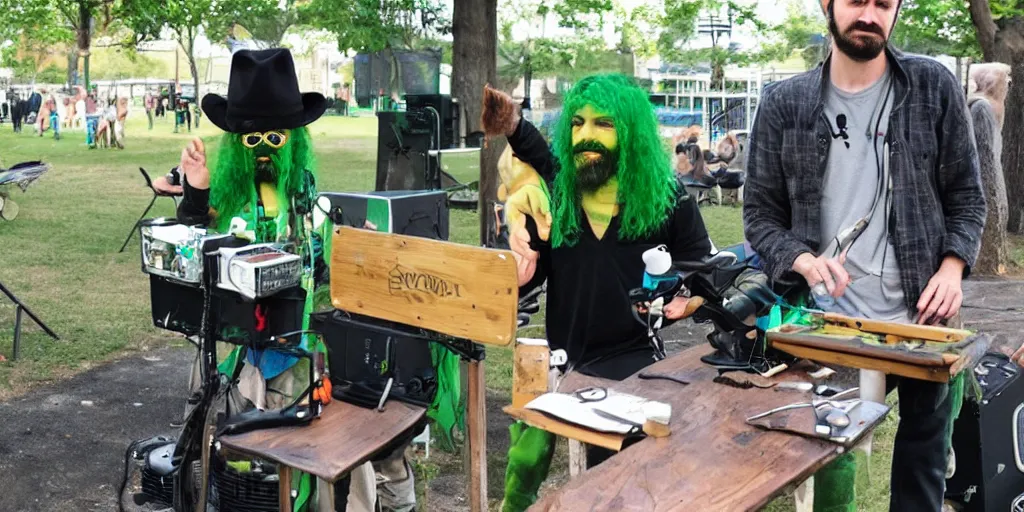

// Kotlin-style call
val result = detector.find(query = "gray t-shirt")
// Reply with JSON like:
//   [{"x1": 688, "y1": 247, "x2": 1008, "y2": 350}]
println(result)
[{"x1": 819, "y1": 69, "x2": 909, "y2": 322}]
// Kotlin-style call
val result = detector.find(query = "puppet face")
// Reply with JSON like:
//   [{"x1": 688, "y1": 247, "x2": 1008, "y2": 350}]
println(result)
[
  {"x1": 242, "y1": 129, "x2": 290, "y2": 185},
  {"x1": 570, "y1": 105, "x2": 619, "y2": 193},
  {"x1": 824, "y1": 0, "x2": 897, "y2": 62}
]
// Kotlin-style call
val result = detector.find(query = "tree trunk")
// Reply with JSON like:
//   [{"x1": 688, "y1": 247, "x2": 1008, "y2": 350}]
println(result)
[
  {"x1": 77, "y1": 2, "x2": 92, "y2": 91},
  {"x1": 972, "y1": 100, "x2": 1010, "y2": 275},
  {"x1": 191, "y1": 56, "x2": 200, "y2": 128},
  {"x1": 453, "y1": 0, "x2": 500, "y2": 248},
  {"x1": 1004, "y1": 59, "x2": 1024, "y2": 234}
]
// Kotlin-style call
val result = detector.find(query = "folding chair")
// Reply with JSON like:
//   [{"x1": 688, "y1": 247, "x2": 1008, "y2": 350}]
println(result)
[{"x1": 118, "y1": 167, "x2": 182, "y2": 253}]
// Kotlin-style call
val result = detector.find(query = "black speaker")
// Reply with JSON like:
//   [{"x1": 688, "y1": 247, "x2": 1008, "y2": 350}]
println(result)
[
  {"x1": 404, "y1": 94, "x2": 458, "y2": 149},
  {"x1": 946, "y1": 352, "x2": 1024, "y2": 511},
  {"x1": 375, "y1": 111, "x2": 433, "y2": 191},
  {"x1": 311, "y1": 310, "x2": 437, "y2": 408}
]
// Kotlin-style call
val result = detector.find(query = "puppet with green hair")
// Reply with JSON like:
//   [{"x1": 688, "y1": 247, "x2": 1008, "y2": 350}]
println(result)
[
  {"x1": 175, "y1": 48, "x2": 462, "y2": 512},
  {"x1": 482, "y1": 74, "x2": 714, "y2": 511},
  {"x1": 174, "y1": 48, "x2": 334, "y2": 512}
]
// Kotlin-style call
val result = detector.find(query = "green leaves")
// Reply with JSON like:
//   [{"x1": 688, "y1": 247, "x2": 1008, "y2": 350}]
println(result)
[
  {"x1": 300, "y1": 0, "x2": 450, "y2": 53},
  {"x1": 895, "y1": 0, "x2": 981, "y2": 58}
]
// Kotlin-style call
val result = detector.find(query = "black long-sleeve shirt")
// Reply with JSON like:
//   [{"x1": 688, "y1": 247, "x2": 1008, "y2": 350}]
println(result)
[{"x1": 510, "y1": 119, "x2": 713, "y2": 373}]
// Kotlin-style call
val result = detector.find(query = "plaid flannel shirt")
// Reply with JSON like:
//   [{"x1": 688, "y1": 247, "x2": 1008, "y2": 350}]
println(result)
[{"x1": 743, "y1": 46, "x2": 987, "y2": 312}]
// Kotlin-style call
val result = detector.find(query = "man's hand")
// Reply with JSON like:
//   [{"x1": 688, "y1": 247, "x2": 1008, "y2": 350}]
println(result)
[
  {"x1": 1010, "y1": 343, "x2": 1024, "y2": 367},
  {"x1": 482, "y1": 85, "x2": 521, "y2": 138},
  {"x1": 179, "y1": 138, "x2": 209, "y2": 190},
  {"x1": 916, "y1": 256, "x2": 965, "y2": 325},
  {"x1": 504, "y1": 184, "x2": 552, "y2": 242},
  {"x1": 153, "y1": 175, "x2": 183, "y2": 195},
  {"x1": 792, "y1": 252, "x2": 850, "y2": 298},
  {"x1": 508, "y1": 215, "x2": 539, "y2": 287}
]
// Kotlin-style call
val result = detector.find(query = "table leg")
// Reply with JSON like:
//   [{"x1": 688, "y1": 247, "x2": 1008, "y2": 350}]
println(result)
[
  {"x1": 794, "y1": 477, "x2": 814, "y2": 512},
  {"x1": 279, "y1": 465, "x2": 292, "y2": 512},
  {"x1": 568, "y1": 439, "x2": 587, "y2": 478},
  {"x1": 467, "y1": 360, "x2": 487, "y2": 512}
]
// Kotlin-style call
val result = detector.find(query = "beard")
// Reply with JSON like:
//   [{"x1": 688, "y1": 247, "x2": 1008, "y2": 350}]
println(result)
[
  {"x1": 255, "y1": 159, "x2": 277, "y2": 185},
  {"x1": 573, "y1": 140, "x2": 619, "y2": 193},
  {"x1": 829, "y1": 15, "x2": 887, "y2": 62}
]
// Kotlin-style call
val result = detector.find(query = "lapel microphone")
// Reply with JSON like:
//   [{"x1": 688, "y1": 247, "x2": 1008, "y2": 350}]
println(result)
[{"x1": 835, "y1": 114, "x2": 851, "y2": 148}]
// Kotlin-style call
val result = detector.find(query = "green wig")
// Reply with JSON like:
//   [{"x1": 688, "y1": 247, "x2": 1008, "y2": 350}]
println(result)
[
  {"x1": 550, "y1": 73, "x2": 677, "y2": 248},
  {"x1": 209, "y1": 126, "x2": 316, "y2": 232}
]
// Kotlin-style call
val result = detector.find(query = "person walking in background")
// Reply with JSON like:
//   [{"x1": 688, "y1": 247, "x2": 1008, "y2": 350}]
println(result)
[
  {"x1": 337, "y1": 82, "x2": 351, "y2": 116},
  {"x1": 144, "y1": 92, "x2": 156, "y2": 130}
]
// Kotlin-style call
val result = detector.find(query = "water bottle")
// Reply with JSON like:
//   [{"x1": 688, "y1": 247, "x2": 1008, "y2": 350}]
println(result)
[{"x1": 811, "y1": 282, "x2": 836, "y2": 309}]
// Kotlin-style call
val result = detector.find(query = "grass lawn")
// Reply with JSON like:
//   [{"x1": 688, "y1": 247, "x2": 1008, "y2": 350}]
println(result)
[{"x1": 1, "y1": 112, "x2": 1020, "y2": 510}]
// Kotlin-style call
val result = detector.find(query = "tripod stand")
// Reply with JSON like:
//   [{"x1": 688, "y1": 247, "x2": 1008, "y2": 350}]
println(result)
[{"x1": 0, "y1": 280, "x2": 59, "y2": 360}]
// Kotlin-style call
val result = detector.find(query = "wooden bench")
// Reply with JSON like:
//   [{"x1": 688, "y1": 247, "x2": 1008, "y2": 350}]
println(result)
[{"x1": 510, "y1": 345, "x2": 870, "y2": 511}]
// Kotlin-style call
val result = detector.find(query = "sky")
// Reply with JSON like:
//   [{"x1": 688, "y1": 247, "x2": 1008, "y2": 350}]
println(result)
[{"x1": 496, "y1": 0, "x2": 825, "y2": 52}]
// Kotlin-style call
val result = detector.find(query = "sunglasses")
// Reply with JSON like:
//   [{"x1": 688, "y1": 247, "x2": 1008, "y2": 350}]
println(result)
[{"x1": 242, "y1": 131, "x2": 288, "y2": 149}]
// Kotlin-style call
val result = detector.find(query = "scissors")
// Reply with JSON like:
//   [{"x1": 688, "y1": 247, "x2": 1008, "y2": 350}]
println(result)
[{"x1": 573, "y1": 386, "x2": 608, "y2": 403}]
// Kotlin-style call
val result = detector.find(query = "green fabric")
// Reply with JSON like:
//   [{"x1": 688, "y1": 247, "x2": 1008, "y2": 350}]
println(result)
[
  {"x1": 428, "y1": 342, "x2": 465, "y2": 452},
  {"x1": 945, "y1": 372, "x2": 965, "y2": 453},
  {"x1": 365, "y1": 197, "x2": 391, "y2": 232},
  {"x1": 814, "y1": 452, "x2": 858, "y2": 512},
  {"x1": 502, "y1": 421, "x2": 556, "y2": 512}
]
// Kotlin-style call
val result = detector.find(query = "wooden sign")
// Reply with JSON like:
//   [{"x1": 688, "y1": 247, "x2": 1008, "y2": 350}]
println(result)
[{"x1": 330, "y1": 226, "x2": 519, "y2": 346}]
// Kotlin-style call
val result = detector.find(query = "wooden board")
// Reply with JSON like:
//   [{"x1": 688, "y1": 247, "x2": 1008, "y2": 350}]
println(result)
[
  {"x1": 822, "y1": 313, "x2": 972, "y2": 342},
  {"x1": 529, "y1": 346, "x2": 847, "y2": 512},
  {"x1": 218, "y1": 398, "x2": 426, "y2": 483},
  {"x1": 768, "y1": 331, "x2": 950, "y2": 367},
  {"x1": 330, "y1": 226, "x2": 519, "y2": 346},
  {"x1": 503, "y1": 406, "x2": 627, "y2": 451},
  {"x1": 771, "y1": 340, "x2": 950, "y2": 383}
]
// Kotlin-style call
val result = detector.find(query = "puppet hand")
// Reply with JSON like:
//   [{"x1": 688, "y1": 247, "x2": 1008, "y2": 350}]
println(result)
[
  {"x1": 482, "y1": 84, "x2": 520, "y2": 137},
  {"x1": 180, "y1": 138, "x2": 209, "y2": 190},
  {"x1": 504, "y1": 184, "x2": 551, "y2": 242},
  {"x1": 153, "y1": 175, "x2": 184, "y2": 196},
  {"x1": 509, "y1": 216, "x2": 539, "y2": 287},
  {"x1": 664, "y1": 296, "x2": 705, "y2": 320}
]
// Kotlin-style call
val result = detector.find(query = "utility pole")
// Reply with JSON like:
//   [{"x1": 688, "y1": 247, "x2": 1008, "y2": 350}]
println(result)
[{"x1": 174, "y1": 45, "x2": 180, "y2": 134}]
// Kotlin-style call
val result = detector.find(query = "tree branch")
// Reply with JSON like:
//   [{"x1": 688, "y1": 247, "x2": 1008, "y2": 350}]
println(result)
[{"x1": 969, "y1": 0, "x2": 999, "y2": 56}]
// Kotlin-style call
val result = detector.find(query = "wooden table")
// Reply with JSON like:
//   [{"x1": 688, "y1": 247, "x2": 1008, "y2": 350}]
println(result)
[
  {"x1": 525, "y1": 346, "x2": 860, "y2": 512},
  {"x1": 218, "y1": 398, "x2": 426, "y2": 511}
]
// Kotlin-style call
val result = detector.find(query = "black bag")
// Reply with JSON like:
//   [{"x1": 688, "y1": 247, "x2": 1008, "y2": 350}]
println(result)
[{"x1": 310, "y1": 310, "x2": 438, "y2": 409}]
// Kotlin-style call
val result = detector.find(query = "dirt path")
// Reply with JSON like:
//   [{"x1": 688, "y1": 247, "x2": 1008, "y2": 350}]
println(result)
[{"x1": 0, "y1": 346, "x2": 192, "y2": 512}]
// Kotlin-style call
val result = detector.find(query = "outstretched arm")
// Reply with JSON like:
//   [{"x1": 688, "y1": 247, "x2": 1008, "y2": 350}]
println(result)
[{"x1": 482, "y1": 85, "x2": 557, "y2": 182}]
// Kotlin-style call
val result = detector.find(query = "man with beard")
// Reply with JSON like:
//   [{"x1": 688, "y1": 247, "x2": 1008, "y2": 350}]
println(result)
[
  {"x1": 486, "y1": 74, "x2": 713, "y2": 381},
  {"x1": 744, "y1": 1, "x2": 985, "y2": 509},
  {"x1": 483, "y1": 76, "x2": 713, "y2": 503}
]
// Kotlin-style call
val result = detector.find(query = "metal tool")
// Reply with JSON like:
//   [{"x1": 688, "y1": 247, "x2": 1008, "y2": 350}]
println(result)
[
  {"x1": 638, "y1": 372, "x2": 690, "y2": 386},
  {"x1": 592, "y1": 409, "x2": 644, "y2": 429},
  {"x1": 573, "y1": 387, "x2": 608, "y2": 403}
]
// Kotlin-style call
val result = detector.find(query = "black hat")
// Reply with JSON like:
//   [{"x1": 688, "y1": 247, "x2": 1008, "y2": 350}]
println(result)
[{"x1": 202, "y1": 48, "x2": 327, "y2": 133}]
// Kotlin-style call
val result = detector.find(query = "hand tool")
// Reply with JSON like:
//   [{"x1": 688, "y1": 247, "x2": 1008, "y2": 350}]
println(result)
[{"x1": 638, "y1": 372, "x2": 690, "y2": 386}]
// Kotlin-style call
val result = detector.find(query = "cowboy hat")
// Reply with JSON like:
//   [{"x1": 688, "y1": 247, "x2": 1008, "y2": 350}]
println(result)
[{"x1": 202, "y1": 48, "x2": 327, "y2": 133}]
